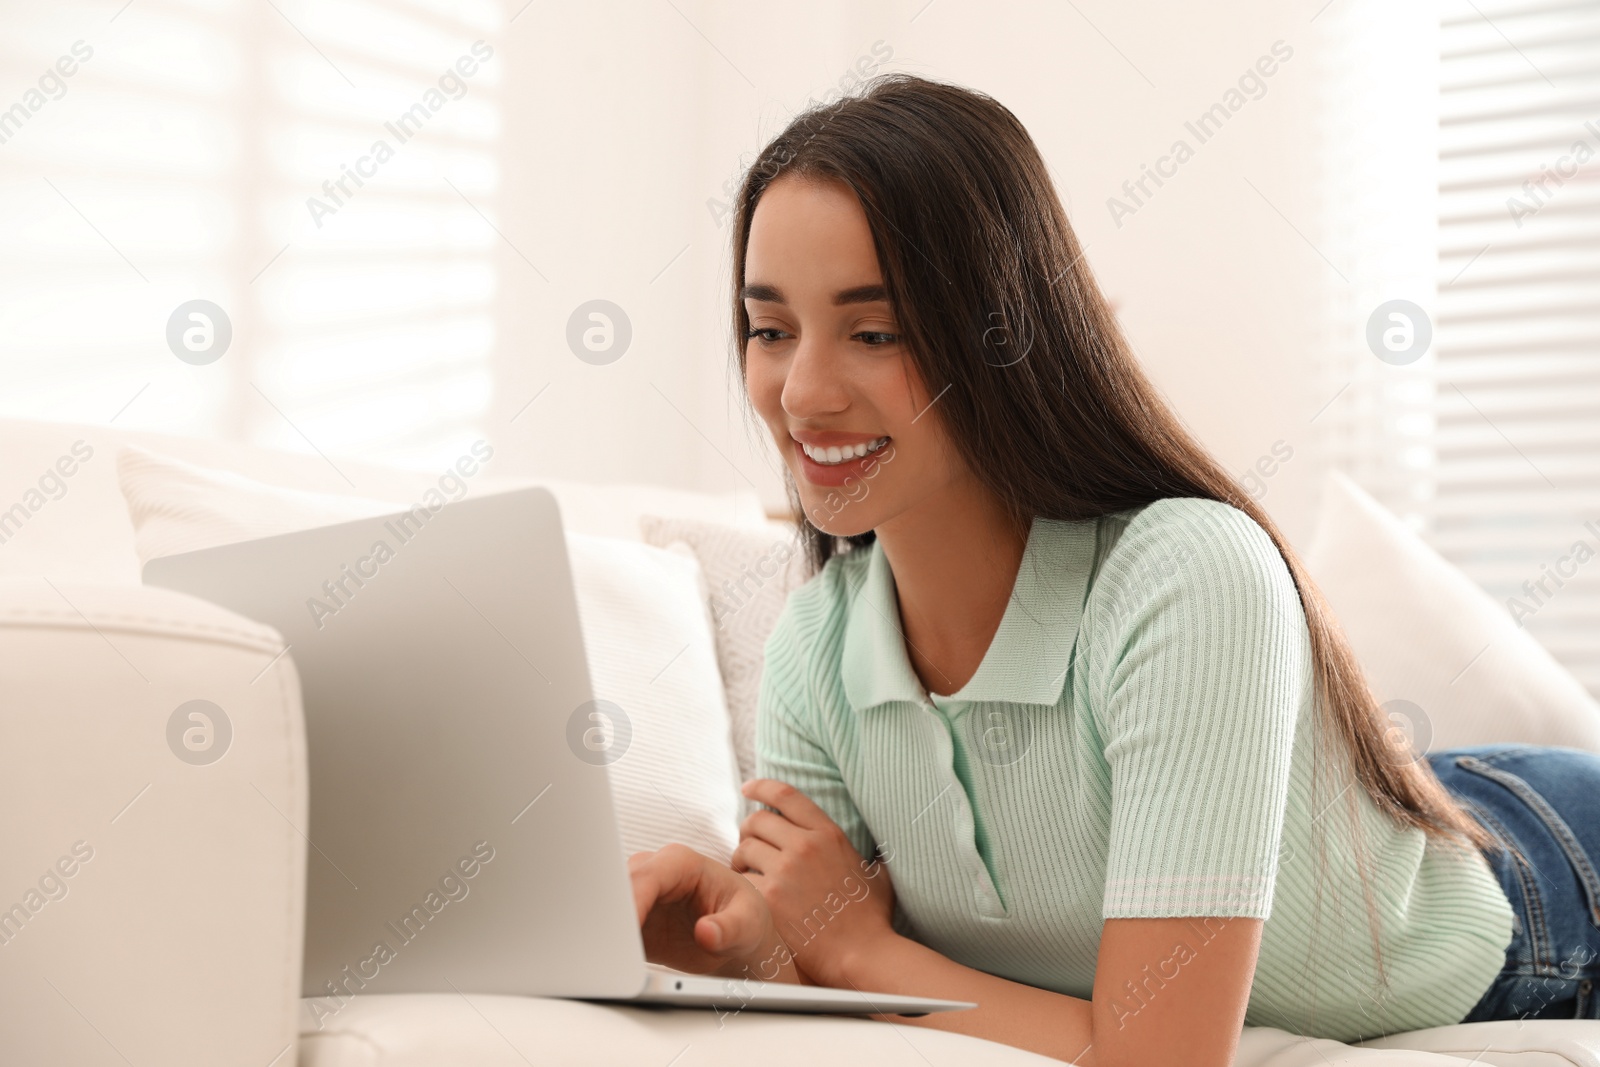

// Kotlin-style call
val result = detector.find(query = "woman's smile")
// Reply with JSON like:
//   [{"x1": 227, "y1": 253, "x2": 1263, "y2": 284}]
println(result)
[{"x1": 790, "y1": 430, "x2": 892, "y2": 485}]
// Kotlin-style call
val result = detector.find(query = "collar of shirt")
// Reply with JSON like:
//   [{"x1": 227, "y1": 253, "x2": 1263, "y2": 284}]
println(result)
[{"x1": 839, "y1": 514, "x2": 1101, "y2": 713}]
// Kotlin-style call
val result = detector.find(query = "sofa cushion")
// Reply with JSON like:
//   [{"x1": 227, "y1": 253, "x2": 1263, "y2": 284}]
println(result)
[
  {"x1": 0, "y1": 417, "x2": 766, "y2": 584},
  {"x1": 639, "y1": 514, "x2": 809, "y2": 794},
  {"x1": 1304, "y1": 470, "x2": 1600, "y2": 754},
  {"x1": 115, "y1": 446, "x2": 744, "y2": 865},
  {"x1": 296, "y1": 993, "x2": 1600, "y2": 1065},
  {"x1": 119, "y1": 444, "x2": 405, "y2": 565},
  {"x1": 565, "y1": 534, "x2": 743, "y2": 864},
  {"x1": 296, "y1": 993, "x2": 1066, "y2": 1066},
  {"x1": 1356, "y1": 1019, "x2": 1600, "y2": 1064}
]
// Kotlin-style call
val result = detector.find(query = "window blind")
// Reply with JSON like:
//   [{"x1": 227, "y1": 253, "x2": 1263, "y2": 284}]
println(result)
[
  {"x1": 1437, "y1": 0, "x2": 1600, "y2": 696},
  {"x1": 1310, "y1": 0, "x2": 1441, "y2": 526},
  {"x1": 0, "y1": 0, "x2": 501, "y2": 469}
]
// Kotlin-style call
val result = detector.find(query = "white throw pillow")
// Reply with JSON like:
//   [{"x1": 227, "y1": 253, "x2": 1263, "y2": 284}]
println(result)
[
  {"x1": 638, "y1": 515, "x2": 810, "y2": 792},
  {"x1": 1305, "y1": 469, "x2": 1600, "y2": 753},
  {"x1": 117, "y1": 445, "x2": 743, "y2": 862},
  {"x1": 564, "y1": 534, "x2": 741, "y2": 863},
  {"x1": 118, "y1": 444, "x2": 402, "y2": 562}
]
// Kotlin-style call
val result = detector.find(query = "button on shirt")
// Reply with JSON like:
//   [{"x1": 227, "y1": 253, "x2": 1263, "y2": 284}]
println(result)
[{"x1": 754, "y1": 496, "x2": 1515, "y2": 1041}]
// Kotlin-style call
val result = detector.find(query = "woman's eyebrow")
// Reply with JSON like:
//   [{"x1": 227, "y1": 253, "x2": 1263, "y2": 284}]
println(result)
[{"x1": 739, "y1": 283, "x2": 889, "y2": 306}]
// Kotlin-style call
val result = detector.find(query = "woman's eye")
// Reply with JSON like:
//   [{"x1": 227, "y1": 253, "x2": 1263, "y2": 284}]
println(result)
[
  {"x1": 744, "y1": 327, "x2": 897, "y2": 347},
  {"x1": 855, "y1": 331, "x2": 898, "y2": 347}
]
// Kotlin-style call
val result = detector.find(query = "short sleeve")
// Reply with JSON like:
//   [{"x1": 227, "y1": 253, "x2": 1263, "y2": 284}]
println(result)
[
  {"x1": 752, "y1": 605, "x2": 877, "y2": 868},
  {"x1": 1086, "y1": 500, "x2": 1310, "y2": 920}
]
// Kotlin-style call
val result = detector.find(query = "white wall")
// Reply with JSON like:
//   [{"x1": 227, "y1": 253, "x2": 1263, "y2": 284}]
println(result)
[
  {"x1": 2, "y1": 0, "x2": 1377, "y2": 548},
  {"x1": 484, "y1": 0, "x2": 1346, "y2": 544}
]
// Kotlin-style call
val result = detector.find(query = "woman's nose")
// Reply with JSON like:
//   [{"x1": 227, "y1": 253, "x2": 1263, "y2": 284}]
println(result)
[{"x1": 781, "y1": 339, "x2": 850, "y2": 420}]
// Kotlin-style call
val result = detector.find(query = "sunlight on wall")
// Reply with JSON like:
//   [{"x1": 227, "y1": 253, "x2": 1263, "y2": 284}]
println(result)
[{"x1": 0, "y1": 0, "x2": 502, "y2": 469}]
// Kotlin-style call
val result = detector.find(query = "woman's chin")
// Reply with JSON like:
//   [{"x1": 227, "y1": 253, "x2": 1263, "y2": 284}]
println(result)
[{"x1": 799, "y1": 501, "x2": 877, "y2": 540}]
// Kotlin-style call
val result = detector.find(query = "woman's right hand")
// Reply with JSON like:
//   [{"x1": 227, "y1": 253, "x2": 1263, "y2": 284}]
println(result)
[{"x1": 628, "y1": 843, "x2": 801, "y2": 983}]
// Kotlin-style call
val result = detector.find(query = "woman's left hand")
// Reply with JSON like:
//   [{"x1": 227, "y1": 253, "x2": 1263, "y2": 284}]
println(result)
[{"x1": 732, "y1": 778, "x2": 897, "y2": 987}]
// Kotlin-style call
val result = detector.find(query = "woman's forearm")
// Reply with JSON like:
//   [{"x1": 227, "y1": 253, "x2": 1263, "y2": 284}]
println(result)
[{"x1": 828, "y1": 932, "x2": 1097, "y2": 1065}]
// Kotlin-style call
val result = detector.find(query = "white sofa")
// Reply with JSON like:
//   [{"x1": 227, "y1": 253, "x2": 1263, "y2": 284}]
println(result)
[{"x1": 2, "y1": 416, "x2": 1597, "y2": 1067}]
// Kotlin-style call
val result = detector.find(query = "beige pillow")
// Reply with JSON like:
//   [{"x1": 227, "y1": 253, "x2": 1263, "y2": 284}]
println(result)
[
  {"x1": 1305, "y1": 470, "x2": 1600, "y2": 753},
  {"x1": 118, "y1": 444, "x2": 402, "y2": 563},
  {"x1": 639, "y1": 515, "x2": 810, "y2": 791},
  {"x1": 117, "y1": 445, "x2": 744, "y2": 862}
]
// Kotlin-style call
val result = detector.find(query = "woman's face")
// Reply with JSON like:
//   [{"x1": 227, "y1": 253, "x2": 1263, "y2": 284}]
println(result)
[{"x1": 743, "y1": 174, "x2": 968, "y2": 538}]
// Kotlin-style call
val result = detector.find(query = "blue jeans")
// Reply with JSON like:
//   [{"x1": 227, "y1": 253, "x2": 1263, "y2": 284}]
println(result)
[{"x1": 1426, "y1": 744, "x2": 1600, "y2": 1022}]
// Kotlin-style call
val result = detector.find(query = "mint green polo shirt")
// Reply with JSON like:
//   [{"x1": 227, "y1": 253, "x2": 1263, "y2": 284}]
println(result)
[{"x1": 754, "y1": 496, "x2": 1514, "y2": 1042}]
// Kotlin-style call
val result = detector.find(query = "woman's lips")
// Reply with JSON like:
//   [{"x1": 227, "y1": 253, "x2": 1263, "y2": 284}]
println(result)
[{"x1": 793, "y1": 436, "x2": 892, "y2": 487}]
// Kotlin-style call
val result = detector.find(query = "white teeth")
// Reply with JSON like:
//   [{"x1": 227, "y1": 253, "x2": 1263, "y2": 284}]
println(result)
[{"x1": 800, "y1": 436, "x2": 888, "y2": 466}]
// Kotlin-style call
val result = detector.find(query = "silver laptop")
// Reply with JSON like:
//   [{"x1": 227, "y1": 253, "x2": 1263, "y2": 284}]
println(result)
[{"x1": 143, "y1": 486, "x2": 973, "y2": 1018}]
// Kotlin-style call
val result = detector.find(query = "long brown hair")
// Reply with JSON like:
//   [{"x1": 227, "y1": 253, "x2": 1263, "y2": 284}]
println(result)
[{"x1": 727, "y1": 72, "x2": 1496, "y2": 988}]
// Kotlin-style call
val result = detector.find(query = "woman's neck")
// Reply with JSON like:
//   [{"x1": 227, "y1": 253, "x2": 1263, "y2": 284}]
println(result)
[{"x1": 873, "y1": 478, "x2": 1030, "y2": 698}]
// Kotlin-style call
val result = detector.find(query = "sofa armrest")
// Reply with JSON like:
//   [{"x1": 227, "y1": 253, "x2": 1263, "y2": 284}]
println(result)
[{"x1": 0, "y1": 579, "x2": 307, "y2": 1067}]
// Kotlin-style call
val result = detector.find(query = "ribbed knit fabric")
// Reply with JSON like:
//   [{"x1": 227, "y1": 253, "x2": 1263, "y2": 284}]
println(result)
[{"x1": 754, "y1": 496, "x2": 1516, "y2": 1042}]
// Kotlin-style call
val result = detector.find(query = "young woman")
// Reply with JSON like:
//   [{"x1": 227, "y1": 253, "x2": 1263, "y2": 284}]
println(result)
[{"x1": 627, "y1": 73, "x2": 1600, "y2": 1065}]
